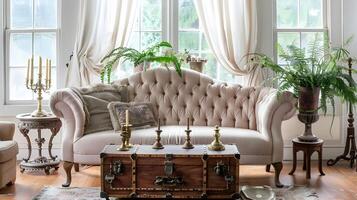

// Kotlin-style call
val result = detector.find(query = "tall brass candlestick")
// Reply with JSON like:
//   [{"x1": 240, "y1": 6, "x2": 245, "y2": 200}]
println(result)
[
  {"x1": 153, "y1": 118, "x2": 164, "y2": 149},
  {"x1": 182, "y1": 117, "x2": 194, "y2": 149},
  {"x1": 26, "y1": 56, "x2": 52, "y2": 117}
]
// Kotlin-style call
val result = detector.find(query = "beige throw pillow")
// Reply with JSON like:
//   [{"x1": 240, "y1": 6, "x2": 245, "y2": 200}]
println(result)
[{"x1": 108, "y1": 102, "x2": 157, "y2": 131}]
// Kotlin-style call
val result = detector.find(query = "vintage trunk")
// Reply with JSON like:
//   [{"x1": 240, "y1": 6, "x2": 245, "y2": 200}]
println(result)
[{"x1": 100, "y1": 145, "x2": 240, "y2": 199}]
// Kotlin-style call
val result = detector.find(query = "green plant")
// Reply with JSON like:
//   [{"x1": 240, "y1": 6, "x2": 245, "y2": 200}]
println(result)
[
  {"x1": 250, "y1": 35, "x2": 357, "y2": 117},
  {"x1": 100, "y1": 41, "x2": 184, "y2": 83}
]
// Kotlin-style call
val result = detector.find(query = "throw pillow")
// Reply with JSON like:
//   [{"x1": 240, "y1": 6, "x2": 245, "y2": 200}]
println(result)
[
  {"x1": 108, "y1": 102, "x2": 157, "y2": 131},
  {"x1": 71, "y1": 84, "x2": 128, "y2": 134}
]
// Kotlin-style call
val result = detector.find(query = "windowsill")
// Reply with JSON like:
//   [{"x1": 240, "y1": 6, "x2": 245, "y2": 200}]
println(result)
[{"x1": 0, "y1": 104, "x2": 50, "y2": 117}]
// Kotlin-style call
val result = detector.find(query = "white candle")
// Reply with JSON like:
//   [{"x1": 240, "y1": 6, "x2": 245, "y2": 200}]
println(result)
[
  {"x1": 125, "y1": 110, "x2": 129, "y2": 125},
  {"x1": 30, "y1": 57, "x2": 34, "y2": 82},
  {"x1": 39, "y1": 56, "x2": 42, "y2": 78},
  {"x1": 49, "y1": 59, "x2": 52, "y2": 86},
  {"x1": 187, "y1": 117, "x2": 190, "y2": 130},
  {"x1": 158, "y1": 117, "x2": 161, "y2": 130},
  {"x1": 46, "y1": 59, "x2": 49, "y2": 82},
  {"x1": 26, "y1": 59, "x2": 30, "y2": 85}
]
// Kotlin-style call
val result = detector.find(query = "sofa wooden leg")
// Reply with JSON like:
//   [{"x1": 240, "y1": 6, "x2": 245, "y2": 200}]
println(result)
[
  {"x1": 62, "y1": 161, "x2": 73, "y2": 187},
  {"x1": 266, "y1": 164, "x2": 271, "y2": 172},
  {"x1": 74, "y1": 163, "x2": 79, "y2": 172},
  {"x1": 272, "y1": 162, "x2": 283, "y2": 188}
]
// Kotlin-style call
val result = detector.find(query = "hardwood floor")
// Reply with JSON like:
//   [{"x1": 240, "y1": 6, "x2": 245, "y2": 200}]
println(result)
[{"x1": 0, "y1": 161, "x2": 356, "y2": 200}]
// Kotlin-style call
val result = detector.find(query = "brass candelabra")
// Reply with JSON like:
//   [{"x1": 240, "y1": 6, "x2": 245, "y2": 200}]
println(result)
[{"x1": 26, "y1": 56, "x2": 52, "y2": 117}]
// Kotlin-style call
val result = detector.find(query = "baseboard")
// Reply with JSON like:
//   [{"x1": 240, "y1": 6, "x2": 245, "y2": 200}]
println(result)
[{"x1": 16, "y1": 147, "x2": 349, "y2": 162}]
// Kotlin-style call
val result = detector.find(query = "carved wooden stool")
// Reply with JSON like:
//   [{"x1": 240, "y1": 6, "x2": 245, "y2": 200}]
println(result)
[
  {"x1": 289, "y1": 138, "x2": 325, "y2": 179},
  {"x1": 16, "y1": 113, "x2": 62, "y2": 175}
]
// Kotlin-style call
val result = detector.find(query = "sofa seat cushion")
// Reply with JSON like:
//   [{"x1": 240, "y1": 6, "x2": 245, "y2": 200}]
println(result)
[
  {"x1": 0, "y1": 141, "x2": 18, "y2": 163},
  {"x1": 73, "y1": 126, "x2": 271, "y2": 157}
]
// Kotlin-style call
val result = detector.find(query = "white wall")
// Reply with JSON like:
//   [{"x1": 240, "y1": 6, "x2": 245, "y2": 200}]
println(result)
[{"x1": 1, "y1": 0, "x2": 357, "y2": 161}]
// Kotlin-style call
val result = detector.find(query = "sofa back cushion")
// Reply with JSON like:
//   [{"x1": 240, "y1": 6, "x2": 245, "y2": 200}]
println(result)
[
  {"x1": 71, "y1": 84, "x2": 128, "y2": 134},
  {"x1": 113, "y1": 68, "x2": 263, "y2": 130}
]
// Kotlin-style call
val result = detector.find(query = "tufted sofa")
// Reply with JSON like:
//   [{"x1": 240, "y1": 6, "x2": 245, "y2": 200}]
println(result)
[{"x1": 50, "y1": 68, "x2": 296, "y2": 187}]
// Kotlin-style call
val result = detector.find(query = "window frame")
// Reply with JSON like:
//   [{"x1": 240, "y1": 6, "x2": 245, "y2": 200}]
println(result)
[
  {"x1": 273, "y1": 0, "x2": 328, "y2": 63},
  {"x1": 3, "y1": 0, "x2": 60, "y2": 105}
]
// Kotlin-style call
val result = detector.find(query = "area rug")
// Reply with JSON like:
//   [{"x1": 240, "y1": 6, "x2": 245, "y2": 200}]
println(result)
[{"x1": 32, "y1": 185, "x2": 318, "y2": 200}]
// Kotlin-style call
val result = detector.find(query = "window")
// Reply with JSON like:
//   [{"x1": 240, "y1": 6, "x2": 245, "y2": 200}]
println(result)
[
  {"x1": 274, "y1": 0, "x2": 327, "y2": 64},
  {"x1": 5, "y1": 0, "x2": 58, "y2": 103},
  {"x1": 115, "y1": 0, "x2": 237, "y2": 83}
]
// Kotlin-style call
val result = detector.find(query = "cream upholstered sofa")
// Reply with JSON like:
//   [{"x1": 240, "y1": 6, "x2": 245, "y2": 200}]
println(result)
[
  {"x1": 0, "y1": 122, "x2": 18, "y2": 188},
  {"x1": 50, "y1": 68, "x2": 296, "y2": 187}
]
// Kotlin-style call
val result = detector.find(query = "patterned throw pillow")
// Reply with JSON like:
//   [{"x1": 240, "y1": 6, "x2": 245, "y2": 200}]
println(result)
[{"x1": 108, "y1": 102, "x2": 157, "y2": 131}]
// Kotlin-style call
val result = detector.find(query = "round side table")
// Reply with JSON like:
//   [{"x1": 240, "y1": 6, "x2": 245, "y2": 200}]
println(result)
[
  {"x1": 16, "y1": 113, "x2": 62, "y2": 175},
  {"x1": 289, "y1": 138, "x2": 325, "y2": 179}
]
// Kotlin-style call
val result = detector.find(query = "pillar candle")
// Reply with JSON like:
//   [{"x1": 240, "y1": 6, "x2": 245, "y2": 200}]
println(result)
[
  {"x1": 158, "y1": 117, "x2": 161, "y2": 130},
  {"x1": 46, "y1": 59, "x2": 49, "y2": 81},
  {"x1": 39, "y1": 56, "x2": 42, "y2": 78},
  {"x1": 30, "y1": 57, "x2": 34, "y2": 82},
  {"x1": 26, "y1": 59, "x2": 30, "y2": 85},
  {"x1": 187, "y1": 117, "x2": 190, "y2": 130},
  {"x1": 125, "y1": 110, "x2": 129, "y2": 126}
]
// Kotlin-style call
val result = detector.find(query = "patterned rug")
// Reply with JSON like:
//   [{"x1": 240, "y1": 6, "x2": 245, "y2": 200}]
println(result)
[{"x1": 32, "y1": 185, "x2": 318, "y2": 200}]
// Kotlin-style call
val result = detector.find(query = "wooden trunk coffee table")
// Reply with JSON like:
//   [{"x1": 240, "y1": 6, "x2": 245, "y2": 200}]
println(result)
[{"x1": 100, "y1": 144, "x2": 240, "y2": 199}]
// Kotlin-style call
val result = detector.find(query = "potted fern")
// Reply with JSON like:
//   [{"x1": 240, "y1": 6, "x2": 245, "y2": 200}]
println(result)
[
  {"x1": 252, "y1": 36, "x2": 357, "y2": 141},
  {"x1": 100, "y1": 41, "x2": 184, "y2": 83}
]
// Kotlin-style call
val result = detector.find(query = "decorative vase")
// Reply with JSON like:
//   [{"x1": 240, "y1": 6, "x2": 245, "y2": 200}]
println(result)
[
  {"x1": 134, "y1": 62, "x2": 151, "y2": 73},
  {"x1": 189, "y1": 61, "x2": 205, "y2": 73},
  {"x1": 297, "y1": 87, "x2": 320, "y2": 142}
]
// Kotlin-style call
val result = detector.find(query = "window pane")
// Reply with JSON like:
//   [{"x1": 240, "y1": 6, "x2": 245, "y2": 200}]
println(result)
[
  {"x1": 276, "y1": 0, "x2": 298, "y2": 28},
  {"x1": 141, "y1": 32, "x2": 161, "y2": 49},
  {"x1": 34, "y1": 32, "x2": 57, "y2": 65},
  {"x1": 34, "y1": 0, "x2": 57, "y2": 28},
  {"x1": 128, "y1": 31, "x2": 140, "y2": 50},
  {"x1": 301, "y1": 32, "x2": 324, "y2": 56},
  {"x1": 219, "y1": 66, "x2": 236, "y2": 83},
  {"x1": 201, "y1": 33, "x2": 210, "y2": 51},
  {"x1": 277, "y1": 32, "x2": 300, "y2": 64},
  {"x1": 202, "y1": 53, "x2": 217, "y2": 79},
  {"x1": 10, "y1": 33, "x2": 32, "y2": 67},
  {"x1": 179, "y1": 31, "x2": 199, "y2": 51},
  {"x1": 142, "y1": 0, "x2": 161, "y2": 30},
  {"x1": 179, "y1": 0, "x2": 199, "y2": 29},
  {"x1": 10, "y1": 0, "x2": 33, "y2": 28},
  {"x1": 9, "y1": 68, "x2": 34, "y2": 100},
  {"x1": 299, "y1": 0, "x2": 323, "y2": 28}
]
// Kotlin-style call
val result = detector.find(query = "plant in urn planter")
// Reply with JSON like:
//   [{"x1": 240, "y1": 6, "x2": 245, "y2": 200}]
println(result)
[
  {"x1": 251, "y1": 35, "x2": 357, "y2": 142},
  {"x1": 100, "y1": 41, "x2": 183, "y2": 83}
]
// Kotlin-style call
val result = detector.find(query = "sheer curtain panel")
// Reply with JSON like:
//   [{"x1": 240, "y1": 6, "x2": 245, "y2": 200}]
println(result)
[
  {"x1": 65, "y1": 0, "x2": 138, "y2": 87},
  {"x1": 194, "y1": 0, "x2": 260, "y2": 86}
]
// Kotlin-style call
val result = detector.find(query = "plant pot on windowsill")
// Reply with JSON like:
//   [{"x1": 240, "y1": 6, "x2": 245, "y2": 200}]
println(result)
[
  {"x1": 134, "y1": 62, "x2": 151, "y2": 73},
  {"x1": 189, "y1": 60, "x2": 206, "y2": 73},
  {"x1": 297, "y1": 87, "x2": 320, "y2": 142}
]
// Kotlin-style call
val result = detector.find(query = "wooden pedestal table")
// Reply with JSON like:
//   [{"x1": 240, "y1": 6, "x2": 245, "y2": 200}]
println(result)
[
  {"x1": 16, "y1": 113, "x2": 62, "y2": 175},
  {"x1": 289, "y1": 138, "x2": 325, "y2": 179}
]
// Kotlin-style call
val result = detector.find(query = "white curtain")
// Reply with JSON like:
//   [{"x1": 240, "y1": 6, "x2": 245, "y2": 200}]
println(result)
[
  {"x1": 65, "y1": 0, "x2": 138, "y2": 87},
  {"x1": 194, "y1": 0, "x2": 260, "y2": 86}
]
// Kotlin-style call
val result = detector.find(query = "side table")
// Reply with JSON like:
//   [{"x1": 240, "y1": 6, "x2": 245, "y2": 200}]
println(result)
[
  {"x1": 16, "y1": 113, "x2": 62, "y2": 175},
  {"x1": 289, "y1": 138, "x2": 325, "y2": 179}
]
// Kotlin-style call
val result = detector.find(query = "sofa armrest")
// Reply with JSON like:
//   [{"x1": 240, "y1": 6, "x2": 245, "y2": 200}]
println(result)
[
  {"x1": 50, "y1": 88, "x2": 86, "y2": 162},
  {"x1": 0, "y1": 121, "x2": 15, "y2": 141},
  {"x1": 256, "y1": 88, "x2": 297, "y2": 163}
]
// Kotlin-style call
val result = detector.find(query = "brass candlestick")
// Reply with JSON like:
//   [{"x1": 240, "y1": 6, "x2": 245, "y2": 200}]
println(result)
[
  {"x1": 118, "y1": 123, "x2": 132, "y2": 151},
  {"x1": 153, "y1": 118, "x2": 164, "y2": 149},
  {"x1": 208, "y1": 125, "x2": 225, "y2": 151},
  {"x1": 182, "y1": 117, "x2": 194, "y2": 149},
  {"x1": 26, "y1": 56, "x2": 52, "y2": 117}
]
